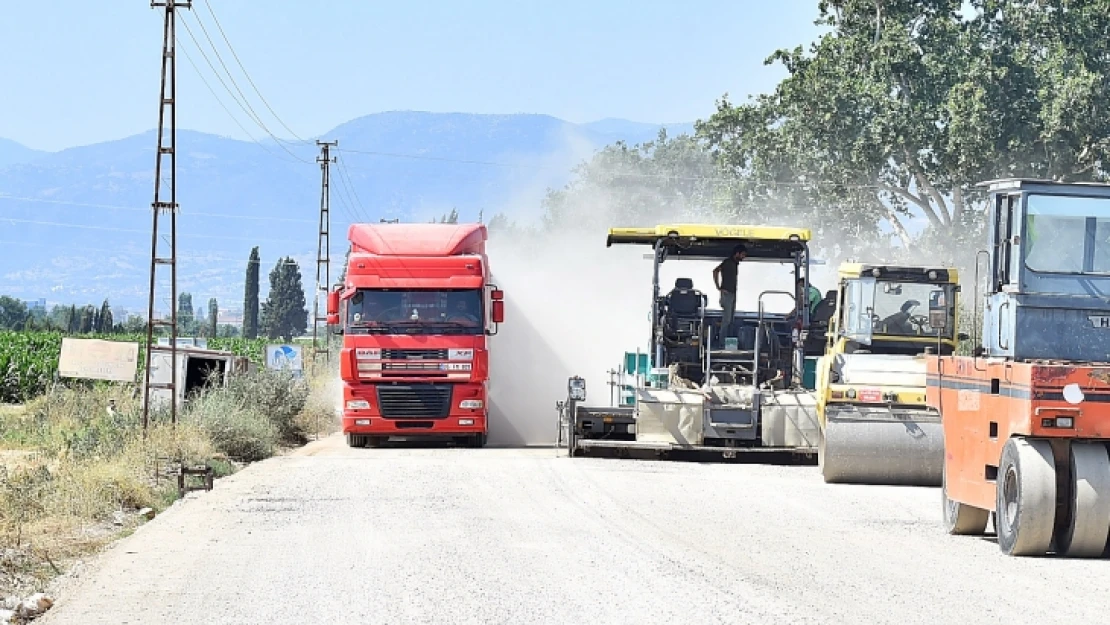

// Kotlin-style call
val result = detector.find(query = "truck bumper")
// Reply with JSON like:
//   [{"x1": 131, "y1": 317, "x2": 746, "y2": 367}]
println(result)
[{"x1": 342, "y1": 413, "x2": 488, "y2": 437}]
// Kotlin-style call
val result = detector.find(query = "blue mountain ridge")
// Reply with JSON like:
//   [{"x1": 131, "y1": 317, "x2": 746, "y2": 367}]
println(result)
[{"x1": 0, "y1": 111, "x2": 694, "y2": 315}]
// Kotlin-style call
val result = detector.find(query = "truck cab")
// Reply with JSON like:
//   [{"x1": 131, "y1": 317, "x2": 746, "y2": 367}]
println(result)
[{"x1": 327, "y1": 223, "x2": 504, "y2": 448}]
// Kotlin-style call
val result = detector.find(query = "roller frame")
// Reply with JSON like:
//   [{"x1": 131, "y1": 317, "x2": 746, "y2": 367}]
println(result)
[{"x1": 820, "y1": 403, "x2": 943, "y2": 486}]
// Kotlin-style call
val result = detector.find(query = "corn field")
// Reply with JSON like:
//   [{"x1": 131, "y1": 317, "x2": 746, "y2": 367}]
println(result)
[{"x1": 0, "y1": 331, "x2": 272, "y2": 403}]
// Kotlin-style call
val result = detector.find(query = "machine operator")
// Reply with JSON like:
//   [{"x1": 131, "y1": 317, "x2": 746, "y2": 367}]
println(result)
[
  {"x1": 712, "y1": 244, "x2": 747, "y2": 339},
  {"x1": 796, "y1": 277, "x2": 822, "y2": 318}
]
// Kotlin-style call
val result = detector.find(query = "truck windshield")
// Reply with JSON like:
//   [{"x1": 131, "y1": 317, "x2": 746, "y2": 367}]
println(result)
[
  {"x1": 1025, "y1": 193, "x2": 1110, "y2": 274},
  {"x1": 346, "y1": 289, "x2": 483, "y2": 335}
]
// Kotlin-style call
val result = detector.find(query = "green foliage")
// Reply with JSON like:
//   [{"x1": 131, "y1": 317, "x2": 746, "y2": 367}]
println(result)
[
  {"x1": 0, "y1": 332, "x2": 57, "y2": 403},
  {"x1": 96, "y1": 299, "x2": 113, "y2": 334},
  {"x1": 541, "y1": 129, "x2": 723, "y2": 234},
  {"x1": 691, "y1": 0, "x2": 1110, "y2": 270},
  {"x1": 433, "y1": 208, "x2": 460, "y2": 223},
  {"x1": 0, "y1": 296, "x2": 29, "y2": 331},
  {"x1": 260, "y1": 257, "x2": 308, "y2": 342},
  {"x1": 244, "y1": 247, "x2": 261, "y2": 340},
  {"x1": 177, "y1": 292, "x2": 196, "y2": 336},
  {"x1": 208, "y1": 298, "x2": 218, "y2": 339},
  {"x1": 0, "y1": 331, "x2": 271, "y2": 403},
  {"x1": 181, "y1": 390, "x2": 279, "y2": 462},
  {"x1": 180, "y1": 368, "x2": 313, "y2": 460}
]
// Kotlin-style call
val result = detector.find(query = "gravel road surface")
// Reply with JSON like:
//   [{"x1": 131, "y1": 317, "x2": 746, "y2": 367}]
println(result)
[{"x1": 38, "y1": 436, "x2": 1110, "y2": 624}]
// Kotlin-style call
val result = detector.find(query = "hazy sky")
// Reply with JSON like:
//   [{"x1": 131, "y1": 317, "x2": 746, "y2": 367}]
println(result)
[{"x1": 0, "y1": 0, "x2": 824, "y2": 152}]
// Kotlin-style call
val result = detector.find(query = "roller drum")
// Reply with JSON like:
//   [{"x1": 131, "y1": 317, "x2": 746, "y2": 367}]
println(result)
[{"x1": 821, "y1": 404, "x2": 943, "y2": 486}]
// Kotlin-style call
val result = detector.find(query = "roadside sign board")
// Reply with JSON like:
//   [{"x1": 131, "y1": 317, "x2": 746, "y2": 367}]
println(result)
[
  {"x1": 57, "y1": 338, "x2": 139, "y2": 382},
  {"x1": 265, "y1": 344, "x2": 304, "y2": 374}
]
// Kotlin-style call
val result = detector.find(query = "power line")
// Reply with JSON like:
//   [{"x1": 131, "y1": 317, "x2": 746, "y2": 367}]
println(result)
[
  {"x1": 177, "y1": 13, "x2": 310, "y2": 164},
  {"x1": 333, "y1": 152, "x2": 370, "y2": 222},
  {"x1": 334, "y1": 150, "x2": 369, "y2": 218},
  {"x1": 176, "y1": 38, "x2": 303, "y2": 165},
  {"x1": 0, "y1": 194, "x2": 315, "y2": 223},
  {"x1": 186, "y1": 10, "x2": 279, "y2": 142},
  {"x1": 335, "y1": 146, "x2": 892, "y2": 190},
  {"x1": 198, "y1": 0, "x2": 310, "y2": 144},
  {"x1": 0, "y1": 216, "x2": 320, "y2": 245}
]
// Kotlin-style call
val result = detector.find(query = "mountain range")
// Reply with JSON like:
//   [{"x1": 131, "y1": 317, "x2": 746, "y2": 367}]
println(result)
[{"x1": 0, "y1": 112, "x2": 694, "y2": 316}]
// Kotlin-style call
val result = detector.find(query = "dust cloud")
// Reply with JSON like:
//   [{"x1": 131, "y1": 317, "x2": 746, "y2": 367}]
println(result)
[
  {"x1": 485, "y1": 231, "x2": 649, "y2": 446},
  {"x1": 484, "y1": 225, "x2": 832, "y2": 446}
]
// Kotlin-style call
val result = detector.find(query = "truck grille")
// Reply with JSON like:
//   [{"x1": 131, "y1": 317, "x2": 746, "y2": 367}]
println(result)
[
  {"x1": 377, "y1": 384, "x2": 452, "y2": 418},
  {"x1": 382, "y1": 349, "x2": 448, "y2": 360}
]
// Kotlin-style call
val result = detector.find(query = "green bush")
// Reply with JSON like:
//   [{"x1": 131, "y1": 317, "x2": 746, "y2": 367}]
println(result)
[
  {"x1": 221, "y1": 369, "x2": 310, "y2": 442},
  {"x1": 181, "y1": 390, "x2": 279, "y2": 462}
]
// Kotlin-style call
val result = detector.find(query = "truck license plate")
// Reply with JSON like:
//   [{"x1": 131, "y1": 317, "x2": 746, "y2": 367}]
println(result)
[{"x1": 441, "y1": 363, "x2": 471, "y2": 371}]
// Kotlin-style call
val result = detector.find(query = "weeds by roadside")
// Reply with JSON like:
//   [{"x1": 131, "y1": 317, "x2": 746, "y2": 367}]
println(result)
[{"x1": 0, "y1": 364, "x2": 340, "y2": 601}]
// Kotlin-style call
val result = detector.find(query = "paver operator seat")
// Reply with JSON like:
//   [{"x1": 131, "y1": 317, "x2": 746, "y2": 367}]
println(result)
[{"x1": 662, "y1": 277, "x2": 706, "y2": 344}]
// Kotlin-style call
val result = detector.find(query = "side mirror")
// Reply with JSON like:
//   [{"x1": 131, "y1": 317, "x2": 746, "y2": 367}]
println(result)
[
  {"x1": 491, "y1": 300, "x2": 505, "y2": 324},
  {"x1": 327, "y1": 290, "x2": 340, "y2": 317},
  {"x1": 958, "y1": 332, "x2": 970, "y2": 341}
]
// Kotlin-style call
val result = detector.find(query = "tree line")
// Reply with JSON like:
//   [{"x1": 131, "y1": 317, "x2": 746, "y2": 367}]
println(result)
[
  {"x1": 485, "y1": 1, "x2": 1110, "y2": 275},
  {"x1": 1, "y1": 247, "x2": 311, "y2": 342}
]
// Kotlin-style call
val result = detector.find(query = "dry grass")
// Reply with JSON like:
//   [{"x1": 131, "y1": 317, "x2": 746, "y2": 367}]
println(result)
[
  {"x1": 295, "y1": 364, "x2": 341, "y2": 440},
  {"x1": 0, "y1": 365, "x2": 335, "y2": 597}
]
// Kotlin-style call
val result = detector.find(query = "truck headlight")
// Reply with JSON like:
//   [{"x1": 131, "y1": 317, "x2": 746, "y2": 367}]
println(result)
[
  {"x1": 459, "y1": 418, "x2": 475, "y2": 426},
  {"x1": 346, "y1": 400, "x2": 371, "y2": 410},
  {"x1": 459, "y1": 400, "x2": 483, "y2": 409},
  {"x1": 354, "y1": 419, "x2": 370, "y2": 426}
]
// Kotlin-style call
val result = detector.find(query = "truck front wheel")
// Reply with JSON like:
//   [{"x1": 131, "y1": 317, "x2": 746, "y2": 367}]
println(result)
[{"x1": 469, "y1": 433, "x2": 487, "y2": 448}]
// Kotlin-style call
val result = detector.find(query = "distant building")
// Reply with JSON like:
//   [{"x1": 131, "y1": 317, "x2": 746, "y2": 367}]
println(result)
[
  {"x1": 218, "y1": 309, "x2": 244, "y2": 325},
  {"x1": 23, "y1": 298, "x2": 46, "y2": 311}
]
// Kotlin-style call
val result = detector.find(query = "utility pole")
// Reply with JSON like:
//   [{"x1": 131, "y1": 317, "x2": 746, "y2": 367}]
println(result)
[
  {"x1": 142, "y1": 0, "x2": 190, "y2": 432},
  {"x1": 312, "y1": 140, "x2": 337, "y2": 367}
]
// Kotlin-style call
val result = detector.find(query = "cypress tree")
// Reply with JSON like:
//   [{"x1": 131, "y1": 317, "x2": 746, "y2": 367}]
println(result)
[
  {"x1": 208, "y1": 298, "x2": 218, "y2": 338},
  {"x1": 260, "y1": 257, "x2": 309, "y2": 341},
  {"x1": 244, "y1": 247, "x2": 260, "y2": 339}
]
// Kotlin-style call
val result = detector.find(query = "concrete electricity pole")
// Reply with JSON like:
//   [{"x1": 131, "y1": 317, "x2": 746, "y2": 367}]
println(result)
[
  {"x1": 312, "y1": 140, "x2": 338, "y2": 366},
  {"x1": 142, "y1": 0, "x2": 191, "y2": 432}
]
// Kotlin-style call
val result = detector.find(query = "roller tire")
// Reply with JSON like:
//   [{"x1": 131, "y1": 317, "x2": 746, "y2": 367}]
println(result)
[
  {"x1": 995, "y1": 437, "x2": 1057, "y2": 557},
  {"x1": 942, "y1": 469, "x2": 989, "y2": 535},
  {"x1": 1059, "y1": 442, "x2": 1110, "y2": 558}
]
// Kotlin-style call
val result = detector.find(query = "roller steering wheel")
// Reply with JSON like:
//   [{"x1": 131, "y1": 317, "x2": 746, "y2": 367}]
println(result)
[{"x1": 908, "y1": 314, "x2": 931, "y2": 333}]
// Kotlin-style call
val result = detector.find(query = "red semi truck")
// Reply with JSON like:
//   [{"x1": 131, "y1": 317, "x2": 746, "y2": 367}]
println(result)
[{"x1": 326, "y1": 222, "x2": 505, "y2": 448}]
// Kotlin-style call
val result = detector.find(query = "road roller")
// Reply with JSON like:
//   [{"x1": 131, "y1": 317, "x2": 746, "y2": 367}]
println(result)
[
  {"x1": 815, "y1": 262, "x2": 963, "y2": 486},
  {"x1": 928, "y1": 178, "x2": 1110, "y2": 557}
]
